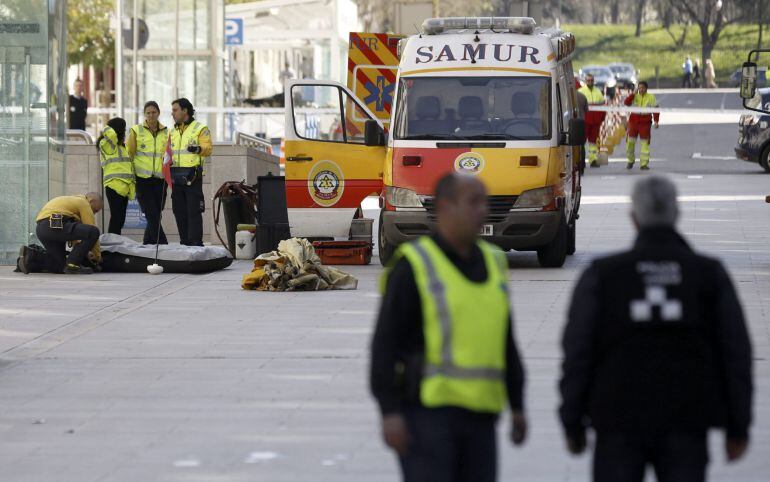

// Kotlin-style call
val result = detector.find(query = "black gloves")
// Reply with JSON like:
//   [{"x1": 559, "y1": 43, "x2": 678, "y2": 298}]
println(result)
[{"x1": 187, "y1": 145, "x2": 202, "y2": 154}]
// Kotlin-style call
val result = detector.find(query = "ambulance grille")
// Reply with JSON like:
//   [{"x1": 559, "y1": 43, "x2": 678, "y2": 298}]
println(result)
[{"x1": 422, "y1": 195, "x2": 519, "y2": 223}]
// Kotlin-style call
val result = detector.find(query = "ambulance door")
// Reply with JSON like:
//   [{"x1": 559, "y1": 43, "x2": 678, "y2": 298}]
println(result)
[{"x1": 284, "y1": 80, "x2": 386, "y2": 238}]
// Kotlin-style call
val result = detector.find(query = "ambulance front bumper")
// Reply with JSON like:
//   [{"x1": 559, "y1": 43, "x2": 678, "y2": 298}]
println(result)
[{"x1": 381, "y1": 209, "x2": 562, "y2": 251}]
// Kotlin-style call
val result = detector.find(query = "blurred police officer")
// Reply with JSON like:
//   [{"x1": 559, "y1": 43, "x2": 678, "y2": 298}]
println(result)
[
  {"x1": 170, "y1": 98, "x2": 212, "y2": 246},
  {"x1": 370, "y1": 173, "x2": 527, "y2": 482},
  {"x1": 559, "y1": 176, "x2": 753, "y2": 482}
]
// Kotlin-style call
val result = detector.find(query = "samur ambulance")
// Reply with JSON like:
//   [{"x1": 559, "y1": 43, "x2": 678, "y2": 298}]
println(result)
[{"x1": 283, "y1": 17, "x2": 584, "y2": 268}]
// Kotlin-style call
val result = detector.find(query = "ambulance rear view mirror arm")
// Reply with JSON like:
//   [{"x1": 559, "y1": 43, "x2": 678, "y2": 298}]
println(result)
[
  {"x1": 566, "y1": 118, "x2": 586, "y2": 147},
  {"x1": 741, "y1": 50, "x2": 770, "y2": 115},
  {"x1": 364, "y1": 119, "x2": 386, "y2": 147}
]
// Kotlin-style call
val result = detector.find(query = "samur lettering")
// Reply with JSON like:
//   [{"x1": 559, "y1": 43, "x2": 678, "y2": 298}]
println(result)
[{"x1": 415, "y1": 44, "x2": 541, "y2": 64}]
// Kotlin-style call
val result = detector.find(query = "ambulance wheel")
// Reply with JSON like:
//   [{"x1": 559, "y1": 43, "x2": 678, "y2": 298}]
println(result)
[
  {"x1": 537, "y1": 217, "x2": 568, "y2": 268},
  {"x1": 378, "y1": 213, "x2": 395, "y2": 266},
  {"x1": 566, "y1": 221, "x2": 576, "y2": 256}
]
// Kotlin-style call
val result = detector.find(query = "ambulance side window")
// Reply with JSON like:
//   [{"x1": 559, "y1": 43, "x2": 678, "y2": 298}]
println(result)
[{"x1": 291, "y1": 84, "x2": 374, "y2": 145}]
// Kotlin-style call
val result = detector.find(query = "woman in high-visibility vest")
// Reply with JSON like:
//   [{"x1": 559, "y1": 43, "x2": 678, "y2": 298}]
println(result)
[
  {"x1": 127, "y1": 101, "x2": 169, "y2": 245},
  {"x1": 97, "y1": 117, "x2": 135, "y2": 234}
]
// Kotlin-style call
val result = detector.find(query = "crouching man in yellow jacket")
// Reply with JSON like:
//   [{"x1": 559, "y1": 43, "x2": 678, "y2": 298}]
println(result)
[{"x1": 18, "y1": 193, "x2": 104, "y2": 274}]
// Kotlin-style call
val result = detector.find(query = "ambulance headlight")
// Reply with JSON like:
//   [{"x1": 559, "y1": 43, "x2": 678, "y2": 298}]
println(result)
[
  {"x1": 513, "y1": 186, "x2": 556, "y2": 209},
  {"x1": 385, "y1": 186, "x2": 424, "y2": 208}
]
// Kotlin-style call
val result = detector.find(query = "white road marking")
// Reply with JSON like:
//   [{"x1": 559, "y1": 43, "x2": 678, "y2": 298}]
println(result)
[
  {"x1": 692, "y1": 152, "x2": 736, "y2": 160},
  {"x1": 582, "y1": 195, "x2": 766, "y2": 205},
  {"x1": 687, "y1": 175, "x2": 703, "y2": 179},
  {"x1": 245, "y1": 451, "x2": 280, "y2": 464},
  {"x1": 173, "y1": 459, "x2": 200, "y2": 468},
  {"x1": 608, "y1": 158, "x2": 667, "y2": 163}
]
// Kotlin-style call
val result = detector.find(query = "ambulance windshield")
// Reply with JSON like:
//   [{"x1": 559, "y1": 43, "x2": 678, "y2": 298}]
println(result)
[{"x1": 393, "y1": 76, "x2": 551, "y2": 141}]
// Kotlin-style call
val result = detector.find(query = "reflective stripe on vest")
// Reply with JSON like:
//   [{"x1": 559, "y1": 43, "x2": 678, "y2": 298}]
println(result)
[
  {"x1": 131, "y1": 124, "x2": 166, "y2": 179},
  {"x1": 170, "y1": 120, "x2": 207, "y2": 168},
  {"x1": 397, "y1": 237, "x2": 509, "y2": 414}
]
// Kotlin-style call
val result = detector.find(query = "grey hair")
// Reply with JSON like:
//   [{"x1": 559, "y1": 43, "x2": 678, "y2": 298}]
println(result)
[{"x1": 631, "y1": 176, "x2": 679, "y2": 228}]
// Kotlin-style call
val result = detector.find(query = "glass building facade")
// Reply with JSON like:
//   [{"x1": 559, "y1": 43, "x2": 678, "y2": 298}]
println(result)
[
  {"x1": 0, "y1": 0, "x2": 67, "y2": 264},
  {"x1": 119, "y1": 0, "x2": 224, "y2": 133}
]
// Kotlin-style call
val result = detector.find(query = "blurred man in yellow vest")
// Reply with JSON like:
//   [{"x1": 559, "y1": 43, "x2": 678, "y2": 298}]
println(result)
[
  {"x1": 370, "y1": 173, "x2": 527, "y2": 482},
  {"x1": 18, "y1": 193, "x2": 104, "y2": 274},
  {"x1": 169, "y1": 98, "x2": 212, "y2": 246},
  {"x1": 578, "y1": 74, "x2": 607, "y2": 168},
  {"x1": 98, "y1": 117, "x2": 135, "y2": 234},
  {"x1": 624, "y1": 81, "x2": 660, "y2": 170},
  {"x1": 128, "y1": 101, "x2": 169, "y2": 245}
]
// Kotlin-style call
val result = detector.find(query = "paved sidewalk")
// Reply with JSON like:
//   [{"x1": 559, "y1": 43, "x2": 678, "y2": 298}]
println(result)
[{"x1": 1, "y1": 171, "x2": 769, "y2": 481}]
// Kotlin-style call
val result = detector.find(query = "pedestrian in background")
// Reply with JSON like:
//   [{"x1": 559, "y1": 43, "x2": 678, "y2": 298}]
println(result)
[
  {"x1": 128, "y1": 101, "x2": 169, "y2": 245},
  {"x1": 68, "y1": 78, "x2": 88, "y2": 131},
  {"x1": 169, "y1": 98, "x2": 212, "y2": 246},
  {"x1": 370, "y1": 173, "x2": 527, "y2": 482},
  {"x1": 98, "y1": 118, "x2": 135, "y2": 235},
  {"x1": 624, "y1": 81, "x2": 659, "y2": 170},
  {"x1": 575, "y1": 77, "x2": 588, "y2": 174},
  {"x1": 682, "y1": 56, "x2": 693, "y2": 88},
  {"x1": 559, "y1": 176, "x2": 753, "y2": 482},
  {"x1": 578, "y1": 74, "x2": 606, "y2": 168},
  {"x1": 704, "y1": 59, "x2": 718, "y2": 88},
  {"x1": 693, "y1": 59, "x2": 701, "y2": 88}
]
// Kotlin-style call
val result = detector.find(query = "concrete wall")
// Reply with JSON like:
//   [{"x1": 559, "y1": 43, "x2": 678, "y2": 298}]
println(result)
[{"x1": 53, "y1": 144, "x2": 279, "y2": 245}]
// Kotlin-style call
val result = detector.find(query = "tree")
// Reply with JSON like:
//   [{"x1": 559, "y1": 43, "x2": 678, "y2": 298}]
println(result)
[
  {"x1": 672, "y1": 0, "x2": 750, "y2": 67},
  {"x1": 635, "y1": 0, "x2": 646, "y2": 36},
  {"x1": 67, "y1": 0, "x2": 115, "y2": 69}
]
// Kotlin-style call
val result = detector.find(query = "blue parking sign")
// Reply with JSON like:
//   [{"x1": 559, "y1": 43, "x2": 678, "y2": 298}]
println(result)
[{"x1": 225, "y1": 18, "x2": 243, "y2": 46}]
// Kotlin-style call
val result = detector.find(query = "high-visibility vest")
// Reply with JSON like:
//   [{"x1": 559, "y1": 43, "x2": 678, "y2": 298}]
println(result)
[
  {"x1": 578, "y1": 85, "x2": 605, "y2": 105},
  {"x1": 170, "y1": 120, "x2": 207, "y2": 168},
  {"x1": 130, "y1": 122, "x2": 167, "y2": 179},
  {"x1": 386, "y1": 236, "x2": 510, "y2": 414},
  {"x1": 629, "y1": 92, "x2": 657, "y2": 108},
  {"x1": 99, "y1": 127, "x2": 135, "y2": 199}
]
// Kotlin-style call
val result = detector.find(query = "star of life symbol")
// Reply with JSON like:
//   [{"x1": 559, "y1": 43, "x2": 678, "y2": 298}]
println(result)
[{"x1": 363, "y1": 75, "x2": 394, "y2": 112}]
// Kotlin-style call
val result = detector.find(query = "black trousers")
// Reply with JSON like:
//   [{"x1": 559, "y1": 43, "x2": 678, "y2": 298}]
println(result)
[
  {"x1": 171, "y1": 176, "x2": 204, "y2": 246},
  {"x1": 593, "y1": 430, "x2": 708, "y2": 482},
  {"x1": 35, "y1": 219, "x2": 100, "y2": 273},
  {"x1": 136, "y1": 177, "x2": 168, "y2": 245},
  {"x1": 399, "y1": 407, "x2": 497, "y2": 482},
  {"x1": 682, "y1": 73, "x2": 692, "y2": 88},
  {"x1": 105, "y1": 186, "x2": 129, "y2": 235}
]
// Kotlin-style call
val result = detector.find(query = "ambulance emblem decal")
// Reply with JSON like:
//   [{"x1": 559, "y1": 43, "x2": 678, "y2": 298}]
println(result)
[
  {"x1": 454, "y1": 152, "x2": 485, "y2": 175},
  {"x1": 308, "y1": 160, "x2": 345, "y2": 207}
]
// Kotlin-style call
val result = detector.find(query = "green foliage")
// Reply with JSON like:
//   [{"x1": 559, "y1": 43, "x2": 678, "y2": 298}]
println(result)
[
  {"x1": 68, "y1": 0, "x2": 115, "y2": 68},
  {"x1": 566, "y1": 23, "x2": 763, "y2": 85}
]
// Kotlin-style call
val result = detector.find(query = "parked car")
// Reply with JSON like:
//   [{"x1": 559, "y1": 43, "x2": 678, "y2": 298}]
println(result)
[
  {"x1": 728, "y1": 67, "x2": 768, "y2": 88},
  {"x1": 608, "y1": 62, "x2": 638, "y2": 90},
  {"x1": 735, "y1": 88, "x2": 770, "y2": 172},
  {"x1": 579, "y1": 65, "x2": 617, "y2": 99}
]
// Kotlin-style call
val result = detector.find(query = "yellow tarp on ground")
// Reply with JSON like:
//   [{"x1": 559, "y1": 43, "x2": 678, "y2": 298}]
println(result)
[{"x1": 241, "y1": 238, "x2": 358, "y2": 291}]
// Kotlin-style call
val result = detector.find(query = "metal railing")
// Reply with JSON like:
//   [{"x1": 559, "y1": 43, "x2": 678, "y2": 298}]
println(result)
[
  {"x1": 233, "y1": 131, "x2": 273, "y2": 153},
  {"x1": 65, "y1": 129, "x2": 94, "y2": 144}
]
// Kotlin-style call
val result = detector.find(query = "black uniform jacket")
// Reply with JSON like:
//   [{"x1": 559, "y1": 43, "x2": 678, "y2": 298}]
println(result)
[
  {"x1": 559, "y1": 227, "x2": 752, "y2": 439},
  {"x1": 370, "y1": 234, "x2": 525, "y2": 416}
]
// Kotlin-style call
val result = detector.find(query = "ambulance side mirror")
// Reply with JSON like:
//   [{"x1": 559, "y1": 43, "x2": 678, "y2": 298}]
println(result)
[
  {"x1": 740, "y1": 61, "x2": 758, "y2": 100},
  {"x1": 567, "y1": 118, "x2": 585, "y2": 146},
  {"x1": 364, "y1": 119, "x2": 386, "y2": 146}
]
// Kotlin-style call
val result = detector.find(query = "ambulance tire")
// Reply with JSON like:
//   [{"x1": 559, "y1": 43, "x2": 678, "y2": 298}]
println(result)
[
  {"x1": 566, "y1": 220, "x2": 576, "y2": 256},
  {"x1": 378, "y1": 213, "x2": 395, "y2": 266},
  {"x1": 537, "y1": 217, "x2": 568, "y2": 268}
]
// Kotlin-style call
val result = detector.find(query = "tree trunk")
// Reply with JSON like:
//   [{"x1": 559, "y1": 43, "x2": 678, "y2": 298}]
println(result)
[
  {"x1": 700, "y1": 26, "x2": 713, "y2": 75},
  {"x1": 635, "y1": 0, "x2": 646, "y2": 37},
  {"x1": 611, "y1": 0, "x2": 620, "y2": 24},
  {"x1": 759, "y1": 0, "x2": 764, "y2": 59}
]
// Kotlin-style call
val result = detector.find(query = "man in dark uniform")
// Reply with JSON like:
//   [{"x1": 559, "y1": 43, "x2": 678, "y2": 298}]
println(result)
[
  {"x1": 69, "y1": 79, "x2": 88, "y2": 131},
  {"x1": 559, "y1": 176, "x2": 753, "y2": 482},
  {"x1": 371, "y1": 173, "x2": 527, "y2": 482}
]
